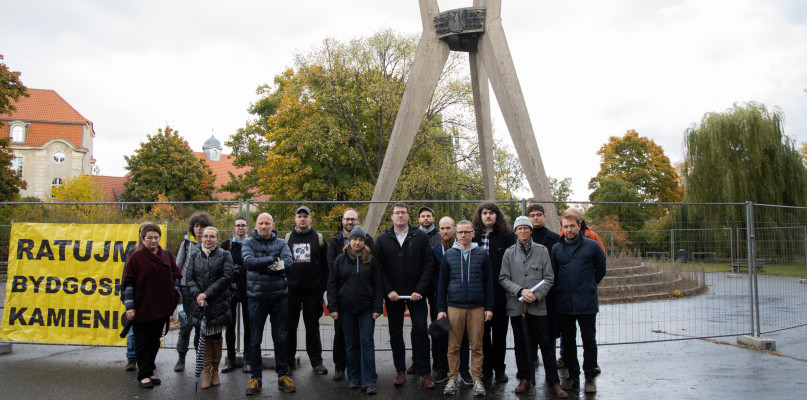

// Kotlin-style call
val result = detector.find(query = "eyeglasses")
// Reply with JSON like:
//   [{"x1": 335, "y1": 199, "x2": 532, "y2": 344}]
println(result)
[
  {"x1": 235, "y1": 224, "x2": 248, "y2": 228},
  {"x1": 529, "y1": 213, "x2": 544, "y2": 217},
  {"x1": 392, "y1": 211, "x2": 408, "y2": 215},
  {"x1": 202, "y1": 235, "x2": 218, "y2": 240},
  {"x1": 456, "y1": 231, "x2": 473, "y2": 235}
]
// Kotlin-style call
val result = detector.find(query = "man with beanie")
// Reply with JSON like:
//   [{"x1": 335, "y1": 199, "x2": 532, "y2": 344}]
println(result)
[
  {"x1": 499, "y1": 216, "x2": 568, "y2": 398},
  {"x1": 285, "y1": 206, "x2": 329, "y2": 374},
  {"x1": 326, "y1": 208, "x2": 375, "y2": 381},
  {"x1": 552, "y1": 211, "x2": 606, "y2": 394},
  {"x1": 436, "y1": 220, "x2": 494, "y2": 396}
]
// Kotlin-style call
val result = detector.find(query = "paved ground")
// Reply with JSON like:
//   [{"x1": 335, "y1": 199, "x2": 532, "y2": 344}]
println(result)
[{"x1": 2, "y1": 272, "x2": 806, "y2": 399}]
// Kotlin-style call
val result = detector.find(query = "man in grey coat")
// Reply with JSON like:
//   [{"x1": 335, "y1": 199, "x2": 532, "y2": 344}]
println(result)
[{"x1": 499, "y1": 216, "x2": 567, "y2": 398}]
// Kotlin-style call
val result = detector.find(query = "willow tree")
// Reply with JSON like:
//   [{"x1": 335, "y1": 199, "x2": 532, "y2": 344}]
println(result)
[
  {"x1": 684, "y1": 103, "x2": 807, "y2": 206},
  {"x1": 682, "y1": 102, "x2": 807, "y2": 259}
]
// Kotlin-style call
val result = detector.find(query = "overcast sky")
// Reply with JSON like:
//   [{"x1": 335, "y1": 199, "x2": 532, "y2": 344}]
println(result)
[{"x1": 3, "y1": 0, "x2": 806, "y2": 200}]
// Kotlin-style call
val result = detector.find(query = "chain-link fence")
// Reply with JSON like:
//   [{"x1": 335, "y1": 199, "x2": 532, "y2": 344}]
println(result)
[{"x1": 2, "y1": 199, "x2": 805, "y2": 352}]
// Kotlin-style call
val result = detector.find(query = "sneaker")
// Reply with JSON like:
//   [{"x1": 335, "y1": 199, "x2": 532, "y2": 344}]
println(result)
[
  {"x1": 443, "y1": 379, "x2": 458, "y2": 395},
  {"x1": 473, "y1": 381, "x2": 486, "y2": 396},
  {"x1": 245, "y1": 378, "x2": 262, "y2": 396},
  {"x1": 460, "y1": 370, "x2": 474, "y2": 386},
  {"x1": 242, "y1": 363, "x2": 251, "y2": 374},
  {"x1": 313, "y1": 364, "x2": 328, "y2": 374},
  {"x1": 349, "y1": 381, "x2": 361, "y2": 389},
  {"x1": 333, "y1": 370, "x2": 345, "y2": 381},
  {"x1": 278, "y1": 375, "x2": 296, "y2": 393},
  {"x1": 432, "y1": 370, "x2": 449, "y2": 383},
  {"x1": 365, "y1": 386, "x2": 377, "y2": 395},
  {"x1": 125, "y1": 358, "x2": 137, "y2": 371},
  {"x1": 584, "y1": 378, "x2": 597, "y2": 393}
]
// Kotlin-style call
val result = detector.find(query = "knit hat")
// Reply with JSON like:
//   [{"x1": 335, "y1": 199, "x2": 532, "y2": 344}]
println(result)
[
  {"x1": 513, "y1": 216, "x2": 533, "y2": 231},
  {"x1": 349, "y1": 226, "x2": 366, "y2": 241}
]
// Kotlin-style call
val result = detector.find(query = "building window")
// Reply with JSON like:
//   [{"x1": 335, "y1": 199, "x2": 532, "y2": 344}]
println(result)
[
  {"x1": 53, "y1": 152, "x2": 66, "y2": 163},
  {"x1": 52, "y1": 178, "x2": 63, "y2": 186},
  {"x1": 10, "y1": 123, "x2": 26, "y2": 143},
  {"x1": 11, "y1": 157, "x2": 23, "y2": 174}
]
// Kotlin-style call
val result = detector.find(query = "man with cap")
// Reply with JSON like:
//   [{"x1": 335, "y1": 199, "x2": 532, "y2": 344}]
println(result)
[
  {"x1": 499, "y1": 216, "x2": 568, "y2": 397},
  {"x1": 327, "y1": 208, "x2": 375, "y2": 381},
  {"x1": 418, "y1": 206, "x2": 441, "y2": 247},
  {"x1": 285, "y1": 206, "x2": 329, "y2": 374},
  {"x1": 436, "y1": 220, "x2": 494, "y2": 396}
]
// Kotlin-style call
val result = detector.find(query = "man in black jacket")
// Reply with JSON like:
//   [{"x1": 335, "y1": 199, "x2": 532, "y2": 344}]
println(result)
[
  {"x1": 221, "y1": 216, "x2": 250, "y2": 373},
  {"x1": 375, "y1": 202, "x2": 436, "y2": 389},
  {"x1": 326, "y1": 208, "x2": 375, "y2": 381},
  {"x1": 472, "y1": 201, "x2": 515, "y2": 383},
  {"x1": 285, "y1": 206, "x2": 329, "y2": 374},
  {"x1": 552, "y1": 211, "x2": 606, "y2": 394}
]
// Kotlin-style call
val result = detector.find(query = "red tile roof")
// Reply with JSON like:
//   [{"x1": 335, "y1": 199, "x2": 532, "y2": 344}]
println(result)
[
  {"x1": 193, "y1": 152, "x2": 271, "y2": 201},
  {"x1": 90, "y1": 175, "x2": 130, "y2": 202},
  {"x1": 22, "y1": 122, "x2": 85, "y2": 147},
  {"x1": 2, "y1": 89, "x2": 90, "y2": 124}
]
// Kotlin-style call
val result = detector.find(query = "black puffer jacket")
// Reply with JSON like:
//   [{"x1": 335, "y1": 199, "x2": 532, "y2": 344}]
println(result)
[
  {"x1": 242, "y1": 229, "x2": 294, "y2": 302},
  {"x1": 185, "y1": 245, "x2": 234, "y2": 326},
  {"x1": 327, "y1": 245, "x2": 383, "y2": 315},
  {"x1": 375, "y1": 224, "x2": 435, "y2": 297}
]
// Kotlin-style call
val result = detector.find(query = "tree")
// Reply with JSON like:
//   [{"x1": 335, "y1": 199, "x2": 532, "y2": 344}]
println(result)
[
  {"x1": 0, "y1": 54, "x2": 28, "y2": 120},
  {"x1": 227, "y1": 30, "x2": 479, "y2": 212},
  {"x1": 121, "y1": 126, "x2": 215, "y2": 212},
  {"x1": 1, "y1": 55, "x2": 29, "y2": 202},
  {"x1": 683, "y1": 102, "x2": 807, "y2": 207},
  {"x1": 50, "y1": 175, "x2": 120, "y2": 222},
  {"x1": 547, "y1": 176, "x2": 572, "y2": 218},
  {"x1": 589, "y1": 130, "x2": 683, "y2": 204},
  {"x1": 588, "y1": 130, "x2": 682, "y2": 230}
]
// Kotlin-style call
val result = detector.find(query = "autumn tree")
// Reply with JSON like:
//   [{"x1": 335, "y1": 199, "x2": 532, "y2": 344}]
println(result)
[
  {"x1": 0, "y1": 54, "x2": 29, "y2": 201},
  {"x1": 546, "y1": 176, "x2": 572, "y2": 218},
  {"x1": 226, "y1": 30, "x2": 488, "y2": 214},
  {"x1": 588, "y1": 130, "x2": 682, "y2": 230},
  {"x1": 683, "y1": 102, "x2": 807, "y2": 211},
  {"x1": 121, "y1": 126, "x2": 215, "y2": 213},
  {"x1": 50, "y1": 174, "x2": 121, "y2": 222}
]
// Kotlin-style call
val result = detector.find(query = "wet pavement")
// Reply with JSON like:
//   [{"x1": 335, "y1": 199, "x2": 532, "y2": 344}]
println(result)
[
  {"x1": 2, "y1": 272, "x2": 807, "y2": 399},
  {"x1": 1, "y1": 325, "x2": 806, "y2": 399}
]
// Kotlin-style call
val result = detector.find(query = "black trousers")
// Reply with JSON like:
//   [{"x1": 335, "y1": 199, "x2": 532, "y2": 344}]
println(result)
[
  {"x1": 286, "y1": 291, "x2": 324, "y2": 367},
  {"x1": 386, "y1": 299, "x2": 430, "y2": 376},
  {"x1": 557, "y1": 313, "x2": 598, "y2": 378},
  {"x1": 510, "y1": 314, "x2": 560, "y2": 385},
  {"x1": 224, "y1": 295, "x2": 250, "y2": 361},
  {"x1": 133, "y1": 317, "x2": 167, "y2": 380},
  {"x1": 482, "y1": 306, "x2": 509, "y2": 376}
]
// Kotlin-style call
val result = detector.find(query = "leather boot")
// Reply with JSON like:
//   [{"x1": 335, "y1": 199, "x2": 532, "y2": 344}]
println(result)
[
  {"x1": 201, "y1": 344, "x2": 213, "y2": 389},
  {"x1": 551, "y1": 383, "x2": 569, "y2": 398},
  {"x1": 211, "y1": 338, "x2": 223, "y2": 386},
  {"x1": 514, "y1": 379, "x2": 530, "y2": 393}
]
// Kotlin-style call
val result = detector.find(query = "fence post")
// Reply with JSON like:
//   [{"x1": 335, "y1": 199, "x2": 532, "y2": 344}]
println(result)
[
  {"x1": 670, "y1": 229, "x2": 675, "y2": 263},
  {"x1": 745, "y1": 201, "x2": 758, "y2": 336},
  {"x1": 245, "y1": 199, "x2": 251, "y2": 224},
  {"x1": 610, "y1": 231, "x2": 614, "y2": 257},
  {"x1": 804, "y1": 226, "x2": 807, "y2": 277},
  {"x1": 520, "y1": 198, "x2": 527, "y2": 216}
]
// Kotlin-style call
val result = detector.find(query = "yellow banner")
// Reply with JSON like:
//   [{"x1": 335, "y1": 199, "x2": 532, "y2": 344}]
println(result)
[{"x1": 1, "y1": 223, "x2": 167, "y2": 345}]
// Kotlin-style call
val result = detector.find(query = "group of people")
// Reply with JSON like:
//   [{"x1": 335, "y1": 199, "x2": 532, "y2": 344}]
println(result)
[{"x1": 120, "y1": 201, "x2": 607, "y2": 398}]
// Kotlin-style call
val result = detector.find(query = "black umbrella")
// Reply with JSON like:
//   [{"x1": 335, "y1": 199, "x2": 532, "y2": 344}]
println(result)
[
  {"x1": 194, "y1": 307, "x2": 207, "y2": 392},
  {"x1": 521, "y1": 301, "x2": 536, "y2": 387}
]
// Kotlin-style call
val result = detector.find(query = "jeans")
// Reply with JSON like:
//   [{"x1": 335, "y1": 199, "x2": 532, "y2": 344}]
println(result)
[
  {"x1": 177, "y1": 286, "x2": 199, "y2": 355},
  {"x1": 511, "y1": 314, "x2": 560, "y2": 385},
  {"x1": 225, "y1": 296, "x2": 250, "y2": 361},
  {"x1": 557, "y1": 313, "x2": 598, "y2": 378},
  {"x1": 446, "y1": 307, "x2": 485, "y2": 381},
  {"x1": 286, "y1": 291, "x2": 324, "y2": 367},
  {"x1": 482, "y1": 306, "x2": 509, "y2": 376},
  {"x1": 386, "y1": 298, "x2": 430, "y2": 376},
  {"x1": 248, "y1": 297, "x2": 289, "y2": 379},
  {"x1": 125, "y1": 329, "x2": 136, "y2": 359},
  {"x1": 340, "y1": 310, "x2": 377, "y2": 388}
]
